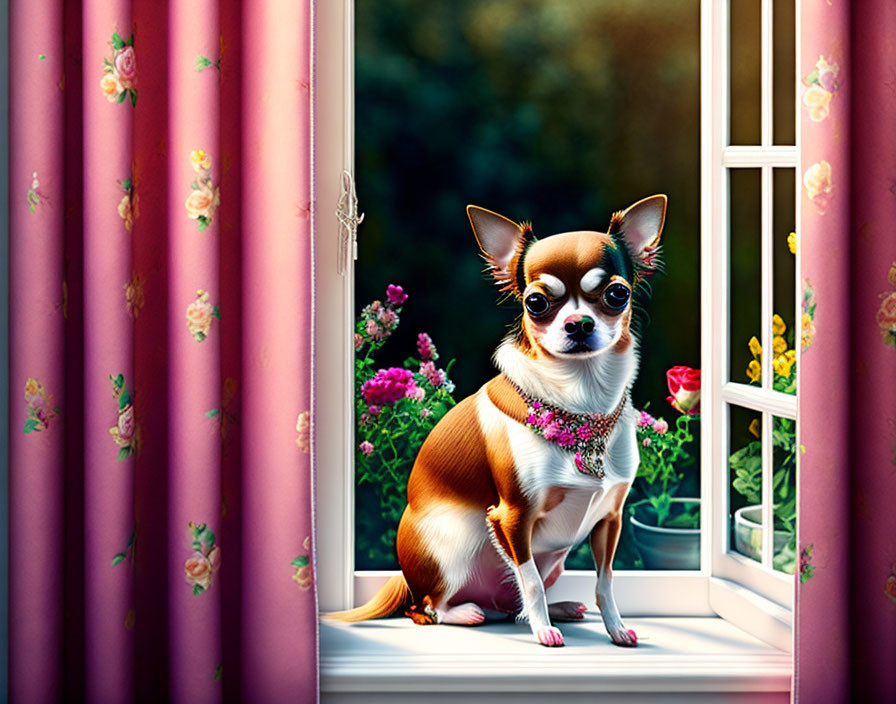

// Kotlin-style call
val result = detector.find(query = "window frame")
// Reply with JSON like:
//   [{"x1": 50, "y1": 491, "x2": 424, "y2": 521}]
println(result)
[{"x1": 313, "y1": 0, "x2": 796, "y2": 653}]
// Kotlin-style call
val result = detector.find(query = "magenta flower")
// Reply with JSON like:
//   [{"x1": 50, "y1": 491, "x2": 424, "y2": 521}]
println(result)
[
  {"x1": 576, "y1": 425, "x2": 592, "y2": 441},
  {"x1": 555, "y1": 429, "x2": 576, "y2": 447},
  {"x1": 377, "y1": 308, "x2": 399, "y2": 329},
  {"x1": 359, "y1": 441, "x2": 374, "y2": 456},
  {"x1": 386, "y1": 284, "x2": 407, "y2": 306},
  {"x1": 652, "y1": 418, "x2": 669, "y2": 434},
  {"x1": 365, "y1": 319, "x2": 384, "y2": 340},
  {"x1": 642, "y1": 437, "x2": 651, "y2": 447},
  {"x1": 417, "y1": 333, "x2": 438, "y2": 361},
  {"x1": 543, "y1": 422, "x2": 561, "y2": 441},
  {"x1": 408, "y1": 384, "x2": 426, "y2": 402},
  {"x1": 367, "y1": 405, "x2": 381, "y2": 416},
  {"x1": 419, "y1": 361, "x2": 446, "y2": 387},
  {"x1": 638, "y1": 410, "x2": 655, "y2": 428},
  {"x1": 527, "y1": 413, "x2": 539, "y2": 425},
  {"x1": 354, "y1": 333, "x2": 364, "y2": 350},
  {"x1": 361, "y1": 367, "x2": 416, "y2": 406}
]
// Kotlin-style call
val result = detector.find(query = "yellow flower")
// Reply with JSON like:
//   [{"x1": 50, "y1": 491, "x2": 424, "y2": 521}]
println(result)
[
  {"x1": 748, "y1": 418, "x2": 760, "y2": 438},
  {"x1": 748, "y1": 336, "x2": 762, "y2": 358},
  {"x1": 772, "y1": 314, "x2": 786, "y2": 335},
  {"x1": 788, "y1": 232, "x2": 797, "y2": 254},
  {"x1": 801, "y1": 312, "x2": 816, "y2": 350},
  {"x1": 746, "y1": 359, "x2": 761, "y2": 383},
  {"x1": 190, "y1": 149, "x2": 211, "y2": 173},
  {"x1": 24, "y1": 377, "x2": 41, "y2": 397},
  {"x1": 773, "y1": 335, "x2": 787, "y2": 355},
  {"x1": 773, "y1": 353, "x2": 795, "y2": 377},
  {"x1": 785, "y1": 349, "x2": 796, "y2": 363}
]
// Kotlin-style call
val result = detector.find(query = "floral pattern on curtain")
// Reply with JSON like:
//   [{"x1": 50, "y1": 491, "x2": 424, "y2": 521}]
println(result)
[
  {"x1": 9, "y1": 2, "x2": 317, "y2": 702},
  {"x1": 797, "y1": 0, "x2": 896, "y2": 700}
]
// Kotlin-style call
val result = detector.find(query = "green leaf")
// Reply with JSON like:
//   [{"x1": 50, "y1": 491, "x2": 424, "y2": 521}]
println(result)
[
  {"x1": 804, "y1": 69, "x2": 819, "y2": 86},
  {"x1": 192, "y1": 584, "x2": 204, "y2": 596},
  {"x1": 192, "y1": 540, "x2": 202, "y2": 551},
  {"x1": 119, "y1": 386, "x2": 131, "y2": 409},
  {"x1": 206, "y1": 409, "x2": 220, "y2": 418},
  {"x1": 121, "y1": 177, "x2": 132, "y2": 191},
  {"x1": 117, "y1": 447, "x2": 131, "y2": 461},
  {"x1": 24, "y1": 418, "x2": 39, "y2": 434},
  {"x1": 112, "y1": 553, "x2": 127, "y2": 566},
  {"x1": 116, "y1": 90, "x2": 127, "y2": 103},
  {"x1": 197, "y1": 217, "x2": 209, "y2": 231},
  {"x1": 38, "y1": 54, "x2": 47, "y2": 60},
  {"x1": 130, "y1": 89, "x2": 137, "y2": 108},
  {"x1": 112, "y1": 33, "x2": 125, "y2": 49},
  {"x1": 128, "y1": 33, "x2": 134, "y2": 46},
  {"x1": 204, "y1": 530, "x2": 215, "y2": 548},
  {"x1": 113, "y1": 373, "x2": 125, "y2": 389},
  {"x1": 212, "y1": 306, "x2": 222, "y2": 319},
  {"x1": 292, "y1": 555, "x2": 310, "y2": 568}
]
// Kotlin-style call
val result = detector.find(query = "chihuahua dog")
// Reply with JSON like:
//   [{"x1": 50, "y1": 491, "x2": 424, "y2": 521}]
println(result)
[{"x1": 329, "y1": 195, "x2": 667, "y2": 647}]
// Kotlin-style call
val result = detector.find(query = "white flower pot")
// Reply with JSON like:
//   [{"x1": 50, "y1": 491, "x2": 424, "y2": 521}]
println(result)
[
  {"x1": 630, "y1": 498, "x2": 701, "y2": 570},
  {"x1": 733, "y1": 505, "x2": 789, "y2": 562}
]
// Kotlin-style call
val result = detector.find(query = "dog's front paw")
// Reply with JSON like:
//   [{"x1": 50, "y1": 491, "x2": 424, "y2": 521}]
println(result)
[
  {"x1": 535, "y1": 625, "x2": 565, "y2": 647},
  {"x1": 607, "y1": 626, "x2": 638, "y2": 647}
]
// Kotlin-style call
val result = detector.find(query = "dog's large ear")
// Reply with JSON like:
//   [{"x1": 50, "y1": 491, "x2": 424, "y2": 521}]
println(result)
[
  {"x1": 608, "y1": 195, "x2": 667, "y2": 270},
  {"x1": 467, "y1": 205, "x2": 533, "y2": 295}
]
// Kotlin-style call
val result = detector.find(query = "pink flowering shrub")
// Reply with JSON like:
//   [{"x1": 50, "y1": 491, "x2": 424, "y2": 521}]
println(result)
[
  {"x1": 630, "y1": 367, "x2": 700, "y2": 529},
  {"x1": 355, "y1": 284, "x2": 457, "y2": 567}
]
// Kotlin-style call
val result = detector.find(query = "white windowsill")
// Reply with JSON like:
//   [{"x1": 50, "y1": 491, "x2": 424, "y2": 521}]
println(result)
[{"x1": 320, "y1": 615, "x2": 791, "y2": 702}]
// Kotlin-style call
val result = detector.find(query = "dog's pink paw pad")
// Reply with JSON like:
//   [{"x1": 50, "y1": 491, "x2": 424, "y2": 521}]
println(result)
[
  {"x1": 536, "y1": 626, "x2": 564, "y2": 647},
  {"x1": 608, "y1": 627, "x2": 638, "y2": 647}
]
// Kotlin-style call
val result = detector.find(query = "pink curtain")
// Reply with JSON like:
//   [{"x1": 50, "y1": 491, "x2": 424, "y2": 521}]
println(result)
[
  {"x1": 9, "y1": 2, "x2": 317, "y2": 702},
  {"x1": 797, "y1": 1, "x2": 896, "y2": 700}
]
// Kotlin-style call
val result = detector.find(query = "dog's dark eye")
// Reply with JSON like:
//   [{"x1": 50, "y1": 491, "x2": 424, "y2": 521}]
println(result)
[
  {"x1": 524, "y1": 292, "x2": 550, "y2": 317},
  {"x1": 603, "y1": 283, "x2": 631, "y2": 311}
]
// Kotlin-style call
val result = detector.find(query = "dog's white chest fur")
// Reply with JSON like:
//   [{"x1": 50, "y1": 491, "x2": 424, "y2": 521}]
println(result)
[{"x1": 479, "y1": 389, "x2": 639, "y2": 552}]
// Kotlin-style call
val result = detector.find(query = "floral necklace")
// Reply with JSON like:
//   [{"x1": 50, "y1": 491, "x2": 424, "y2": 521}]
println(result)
[{"x1": 513, "y1": 384, "x2": 628, "y2": 479}]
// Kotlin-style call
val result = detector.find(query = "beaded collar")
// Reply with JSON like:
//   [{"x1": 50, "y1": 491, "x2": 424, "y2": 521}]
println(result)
[{"x1": 513, "y1": 383, "x2": 628, "y2": 479}]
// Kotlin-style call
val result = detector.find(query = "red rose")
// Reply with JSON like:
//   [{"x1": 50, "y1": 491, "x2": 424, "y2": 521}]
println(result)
[{"x1": 666, "y1": 365, "x2": 701, "y2": 415}]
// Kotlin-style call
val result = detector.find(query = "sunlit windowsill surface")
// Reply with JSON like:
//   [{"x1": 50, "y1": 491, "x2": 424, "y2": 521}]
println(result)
[{"x1": 320, "y1": 615, "x2": 792, "y2": 703}]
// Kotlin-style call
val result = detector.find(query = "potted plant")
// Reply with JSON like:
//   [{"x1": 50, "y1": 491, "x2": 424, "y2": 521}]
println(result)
[
  {"x1": 729, "y1": 314, "x2": 797, "y2": 573},
  {"x1": 629, "y1": 366, "x2": 702, "y2": 570},
  {"x1": 354, "y1": 284, "x2": 458, "y2": 569}
]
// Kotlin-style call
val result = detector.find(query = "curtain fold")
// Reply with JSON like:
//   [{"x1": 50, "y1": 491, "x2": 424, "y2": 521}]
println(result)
[
  {"x1": 797, "y1": 1, "x2": 896, "y2": 701},
  {"x1": 8, "y1": 2, "x2": 317, "y2": 702}
]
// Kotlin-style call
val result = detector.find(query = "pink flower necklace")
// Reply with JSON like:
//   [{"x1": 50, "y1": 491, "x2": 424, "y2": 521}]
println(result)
[{"x1": 513, "y1": 384, "x2": 628, "y2": 479}]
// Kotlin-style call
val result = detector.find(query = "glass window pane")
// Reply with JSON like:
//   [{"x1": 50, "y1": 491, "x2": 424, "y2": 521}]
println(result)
[
  {"x1": 730, "y1": 0, "x2": 761, "y2": 145},
  {"x1": 772, "y1": 168, "x2": 797, "y2": 394},
  {"x1": 729, "y1": 405, "x2": 763, "y2": 563},
  {"x1": 729, "y1": 169, "x2": 762, "y2": 385},
  {"x1": 355, "y1": 0, "x2": 701, "y2": 570},
  {"x1": 772, "y1": 414, "x2": 797, "y2": 574},
  {"x1": 773, "y1": 0, "x2": 796, "y2": 145}
]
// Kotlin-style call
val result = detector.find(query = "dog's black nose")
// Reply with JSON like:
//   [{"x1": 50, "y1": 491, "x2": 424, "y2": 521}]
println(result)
[{"x1": 564, "y1": 314, "x2": 594, "y2": 341}]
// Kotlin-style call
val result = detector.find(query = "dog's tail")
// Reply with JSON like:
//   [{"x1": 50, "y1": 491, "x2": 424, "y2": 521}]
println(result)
[{"x1": 323, "y1": 574, "x2": 411, "y2": 623}]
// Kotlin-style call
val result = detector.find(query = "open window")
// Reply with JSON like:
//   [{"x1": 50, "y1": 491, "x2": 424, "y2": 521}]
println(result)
[{"x1": 315, "y1": 0, "x2": 796, "y2": 661}]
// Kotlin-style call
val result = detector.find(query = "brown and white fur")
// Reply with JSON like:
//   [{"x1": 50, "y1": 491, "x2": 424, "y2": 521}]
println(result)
[{"x1": 328, "y1": 195, "x2": 667, "y2": 647}]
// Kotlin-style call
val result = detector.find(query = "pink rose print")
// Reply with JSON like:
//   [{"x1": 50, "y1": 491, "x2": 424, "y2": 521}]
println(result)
[
  {"x1": 26, "y1": 172, "x2": 46, "y2": 213},
  {"x1": 801, "y1": 55, "x2": 840, "y2": 122},
  {"x1": 117, "y1": 175, "x2": 138, "y2": 231},
  {"x1": 185, "y1": 522, "x2": 220, "y2": 595},
  {"x1": 185, "y1": 150, "x2": 221, "y2": 231},
  {"x1": 803, "y1": 161, "x2": 833, "y2": 214},
  {"x1": 102, "y1": 32, "x2": 137, "y2": 106},
  {"x1": 185, "y1": 289, "x2": 221, "y2": 342},
  {"x1": 886, "y1": 571, "x2": 896, "y2": 606},
  {"x1": 23, "y1": 377, "x2": 59, "y2": 433},
  {"x1": 296, "y1": 410, "x2": 311, "y2": 453},
  {"x1": 878, "y1": 291, "x2": 896, "y2": 347},
  {"x1": 124, "y1": 272, "x2": 144, "y2": 320},
  {"x1": 109, "y1": 374, "x2": 137, "y2": 460},
  {"x1": 292, "y1": 536, "x2": 313, "y2": 591}
]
